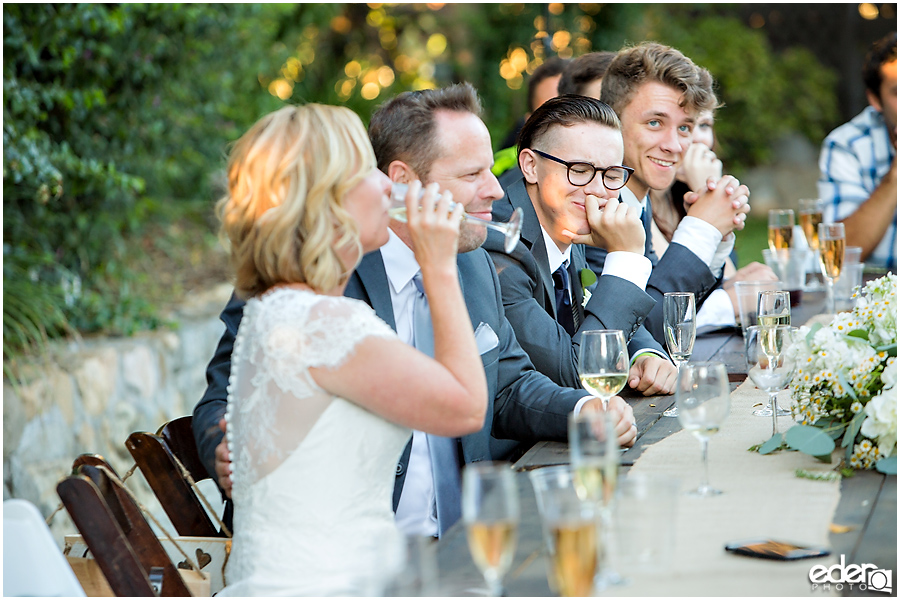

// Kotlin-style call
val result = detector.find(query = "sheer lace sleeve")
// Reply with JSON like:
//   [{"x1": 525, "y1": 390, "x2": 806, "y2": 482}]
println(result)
[{"x1": 225, "y1": 289, "x2": 398, "y2": 492}]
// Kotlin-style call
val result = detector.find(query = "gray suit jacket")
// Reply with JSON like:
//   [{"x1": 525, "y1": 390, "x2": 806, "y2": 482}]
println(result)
[
  {"x1": 583, "y1": 193, "x2": 721, "y2": 343},
  {"x1": 193, "y1": 245, "x2": 586, "y2": 510},
  {"x1": 487, "y1": 178, "x2": 663, "y2": 389}
]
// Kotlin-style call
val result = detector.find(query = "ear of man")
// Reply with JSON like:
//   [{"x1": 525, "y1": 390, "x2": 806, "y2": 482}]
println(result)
[
  {"x1": 518, "y1": 149, "x2": 539, "y2": 184},
  {"x1": 387, "y1": 160, "x2": 417, "y2": 183}
]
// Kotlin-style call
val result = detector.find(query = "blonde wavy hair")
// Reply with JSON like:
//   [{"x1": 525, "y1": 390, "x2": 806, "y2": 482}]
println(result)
[{"x1": 217, "y1": 104, "x2": 376, "y2": 298}]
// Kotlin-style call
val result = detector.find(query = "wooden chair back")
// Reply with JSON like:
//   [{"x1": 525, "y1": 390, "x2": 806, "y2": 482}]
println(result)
[
  {"x1": 125, "y1": 416, "x2": 222, "y2": 537},
  {"x1": 57, "y1": 462, "x2": 191, "y2": 596}
]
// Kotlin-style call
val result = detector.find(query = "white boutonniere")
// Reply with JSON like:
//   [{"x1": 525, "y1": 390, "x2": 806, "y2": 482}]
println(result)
[{"x1": 580, "y1": 268, "x2": 597, "y2": 308}]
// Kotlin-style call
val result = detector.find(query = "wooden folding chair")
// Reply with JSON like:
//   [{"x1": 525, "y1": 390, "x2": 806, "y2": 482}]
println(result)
[
  {"x1": 125, "y1": 416, "x2": 224, "y2": 537},
  {"x1": 57, "y1": 462, "x2": 192, "y2": 596}
]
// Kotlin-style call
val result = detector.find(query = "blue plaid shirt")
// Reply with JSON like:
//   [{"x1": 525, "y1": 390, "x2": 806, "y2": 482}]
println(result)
[{"x1": 817, "y1": 106, "x2": 896, "y2": 271}]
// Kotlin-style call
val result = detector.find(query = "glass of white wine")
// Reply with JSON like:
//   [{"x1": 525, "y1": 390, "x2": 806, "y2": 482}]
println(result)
[
  {"x1": 746, "y1": 325, "x2": 798, "y2": 437},
  {"x1": 391, "y1": 182, "x2": 523, "y2": 253},
  {"x1": 818, "y1": 222, "x2": 846, "y2": 317},
  {"x1": 756, "y1": 290, "x2": 791, "y2": 368},
  {"x1": 675, "y1": 361, "x2": 731, "y2": 497},
  {"x1": 662, "y1": 292, "x2": 696, "y2": 418},
  {"x1": 798, "y1": 199, "x2": 824, "y2": 291},
  {"x1": 462, "y1": 463, "x2": 520, "y2": 597},
  {"x1": 768, "y1": 209, "x2": 795, "y2": 278},
  {"x1": 577, "y1": 330, "x2": 629, "y2": 409},
  {"x1": 568, "y1": 410, "x2": 620, "y2": 590}
]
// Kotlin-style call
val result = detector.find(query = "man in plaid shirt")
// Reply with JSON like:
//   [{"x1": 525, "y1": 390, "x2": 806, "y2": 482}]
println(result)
[{"x1": 818, "y1": 32, "x2": 896, "y2": 272}]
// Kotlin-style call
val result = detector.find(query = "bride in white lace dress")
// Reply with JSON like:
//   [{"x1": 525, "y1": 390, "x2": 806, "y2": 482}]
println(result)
[{"x1": 214, "y1": 104, "x2": 488, "y2": 596}]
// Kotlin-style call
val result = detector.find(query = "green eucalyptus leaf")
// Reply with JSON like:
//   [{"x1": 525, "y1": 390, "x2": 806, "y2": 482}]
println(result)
[
  {"x1": 759, "y1": 433, "x2": 784, "y2": 455},
  {"x1": 836, "y1": 371, "x2": 858, "y2": 402},
  {"x1": 784, "y1": 425, "x2": 836, "y2": 457},
  {"x1": 580, "y1": 268, "x2": 598, "y2": 289},
  {"x1": 813, "y1": 453, "x2": 833, "y2": 464},
  {"x1": 842, "y1": 411, "x2": 867, "y2": 448},
  {"x1": 875, "y1": 456, "x2": 897, "y2": 475},
  {"x1": 846, "y1": 329, "x2": 869, "y2": 340}
]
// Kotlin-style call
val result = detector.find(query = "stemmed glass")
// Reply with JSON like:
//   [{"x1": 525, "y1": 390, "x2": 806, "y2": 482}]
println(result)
[
  {"x1": 577, "y1": 330, "x2": 629, "y2": 409},
  {"x1": 757, "y1": 291, "x2": 791, "y2": 336},
  {"x1": 818, "y1": 222, "x2": 846, "y2": 317},
  {"x1": 391, "y1": 182, "x2": 523, "y2": 253},
  {"x1": 662, "y1": 292, "x2": 696, "y2": 418},
  {"x1": 768, "y1": 209, "x2": 795, "y2": 277},
  {"x1": 568, "y1": 411, "x2": 620, "y2": 590},
  {"x1": 798, "y1": 199, "x2": 824, "y2": 290},
  {"x1": 462, "y1": 463, "x2": 520, "y2": 597},
  {"x1": 746, "y1": 325, "x2": 798, "y2": 437},
  {"x1": 675, "y1": 361, "x2": 731, "y2": 497}
]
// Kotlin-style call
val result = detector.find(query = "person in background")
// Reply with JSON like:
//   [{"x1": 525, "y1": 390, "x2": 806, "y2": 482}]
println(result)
[
  {"x1": 211, "y1": 104, "x2": 487, "y2": 595},
  {"x1": 487, "y1": 94, "x2": 676, "y2": 395},
  {"x1": 556, "y1": 51, "x2": 616, "y2": 98},
  {"x1": 494, "y1": 57, "x2": 570, "y2": 186},
  {"x1": 577, "y1": 42, "x2": 751, "y2": 344},
  {"x1": 650, "y1": 109, "x2": 776, "y2": 329},
  {"x1": 818, "y1": 31, "x2": 896, "y2": 273}
]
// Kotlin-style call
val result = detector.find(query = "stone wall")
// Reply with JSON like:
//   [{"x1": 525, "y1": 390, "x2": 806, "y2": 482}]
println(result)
[{"x1": 3, "y1": 283, "x2": 233, "y2": 547}]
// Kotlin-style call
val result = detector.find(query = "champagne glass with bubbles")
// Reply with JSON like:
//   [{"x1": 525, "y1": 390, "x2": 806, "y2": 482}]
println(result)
[
  {"x1": 462, "y1": 463, "x2": 520, "y2": 597},
  {"x1": 768, "y1": 209, "x2": 795, "y2": 277},
  {"x1": 675, "y1": 362, "x2": 731, "y2": 497},
  {"x1": 746, "y1": 325, "x2": 798, "y2": 437},
  {"x1": 577, "y1": 330, "x2": 629, "y2": 409},
  {"x1": 818, "y1": 222, "x2": 846, "y2": 317},
  {"x1": 756, "y1": 290, "x2": 791, "y2": 367},
  {"x1": 391, "y1": 182, "x2": 523, "y2": 253},
  {"x1": 662, "y1": 292, "x2": 696, "y2": 418}
]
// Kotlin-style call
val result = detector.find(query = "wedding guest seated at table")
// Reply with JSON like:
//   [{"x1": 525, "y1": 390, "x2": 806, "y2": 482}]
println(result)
[
  {"x1": 584, "y1": 42, "x2": 752, "y2": 344},
  {"x1": 194, "y1": 85, "x2": 637, "y2": 556},
  {"x1": 487, "y1": 94, "x2": 677, "y2": 395},
  {"x1": 650, "y1": 108, "x2": 777, "y2": 329},
  {"x1": 210, "y1": 104, "x2": 490, "y2": 595},
  {"x1": 818, "y1": 31, "x2": 897, "y2": 273}
]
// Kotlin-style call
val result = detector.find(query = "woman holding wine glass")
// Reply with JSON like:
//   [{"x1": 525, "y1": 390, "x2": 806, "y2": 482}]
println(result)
[{"x1": 216, "y1": 104, "x2": 489, "y2": 596}]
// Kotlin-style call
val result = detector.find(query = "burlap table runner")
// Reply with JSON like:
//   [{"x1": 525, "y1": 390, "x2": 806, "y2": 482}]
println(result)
[{"x1": 614, "y1": 379, "x2": 842, "y2": 597}]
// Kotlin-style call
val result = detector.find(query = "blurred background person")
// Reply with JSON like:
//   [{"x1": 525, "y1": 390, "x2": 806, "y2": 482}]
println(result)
[
  {"x1": 556, "y1": 50, "x2": 616, "y2": 98},
  {"x1": 818, "y1": 31, "x2": 897, "y2": 273}
]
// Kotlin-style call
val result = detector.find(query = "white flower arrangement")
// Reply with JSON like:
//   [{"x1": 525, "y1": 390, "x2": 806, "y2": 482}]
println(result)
[{"x1": 784, "y1": 273, "x2": 897, "y2": 472}]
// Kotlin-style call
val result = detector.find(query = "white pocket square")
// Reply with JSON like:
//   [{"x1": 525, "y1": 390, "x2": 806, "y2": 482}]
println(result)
[{"x1": 474, "y1": 322, "x2": 500, "y2": 355}]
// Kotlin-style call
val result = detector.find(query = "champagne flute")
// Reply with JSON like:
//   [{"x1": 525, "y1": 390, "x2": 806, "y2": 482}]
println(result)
[
  {"x1": 391, "y1": 182, "x2": 523, "y2": 253},
  {"x1": 818, "y1": 222, "x2": 846, "y2": 317},
  {"x1": 675, "y1": 362, "x2": 731, "y2": 497},
  {"x1": 662, "y1": 292, "x2": 696, "y2": 418},
  {"x1": 577, "y1": 330, "x2": 629, "y2": 409},
  {"x1": 798, "y1": 200, "x2": 823, "y2": 252},
  {"x1": 768, "y1": 209, "x2": 795, "y2": 278},
  {"x1": 568, "y1": 411, "x2": 620, "y2": 590},
  {"x1": 756, "y1": 290, "x2": 791, "y2": 370},
  {"x1": 746, "y1": 326, "x2": 798, "y2": 437},
  {"x1": 462, "y1": 463, "x2": 520, "y2": 597}
]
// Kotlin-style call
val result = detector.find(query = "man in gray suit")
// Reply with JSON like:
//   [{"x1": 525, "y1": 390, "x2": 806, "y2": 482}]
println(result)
[
  {"x1": 193, "y1": 84, "x2": 636, "y2": 538},
  {"x1": 487, "y1": 95, "x2": 676, "y2": 394},
  {"x1": 583, "y1": 42, "x2": 752, "y2": 343}
]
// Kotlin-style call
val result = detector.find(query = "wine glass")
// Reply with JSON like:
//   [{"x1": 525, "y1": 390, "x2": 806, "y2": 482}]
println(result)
[
  {"x1": 675, "y1": 362, "x2": 731, "y2": 497},
  {"x1": 462, "y1": 463, "x2": 520, "y2": 597},
  {"x1": 568, "y1": 410, "x2": 620, "y2": 590},
  {"x1": 746, "y1": 325, "x2": 798, "y2": 437},
  {"x1": 391, "y1": 182, "x2": 523, "y2": 253},
  {"x1": 577, "y1": 330, "x2": 629, "y2": 409},
  {"x1": 768, "y1": 209, "x2": 795, "y2": 277},
  {"x1": 818, "y1": 222, "x2": 846, "y2": 317},
  {"x1": 798, "y1": 199, "x2": 824, "y2": 290},
  {"x1": 662, "y1": 292, "x2": 696, "y2": 418},
  {"x1": 756, "y1": 289, "x2": 791, "y2": 362}
]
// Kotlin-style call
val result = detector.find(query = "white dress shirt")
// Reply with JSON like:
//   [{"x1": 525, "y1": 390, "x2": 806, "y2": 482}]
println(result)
[{"x1": 380, "y1": 230, "x2": 440, "y2": 537}]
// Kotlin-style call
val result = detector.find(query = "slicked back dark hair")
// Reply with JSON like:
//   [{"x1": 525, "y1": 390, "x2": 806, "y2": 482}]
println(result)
[
  {"x1": 599, "y1": 42, "x2": 718, "y2": 118},
  {"x1": 557, "y1": 51, "x2": 616, "y2": 97},
  {"x1": 517, "y1": 94, "x2": 620, "y2": 157},
  {"x1": 863, "y1": 32, "x2": 897, "y2": 98},
  {"x1": 527, "y1": 57, "x2": 570, "y2": 111},
  {"x1": 368, "y1": 83, "x2": 482, "y2": 181}
]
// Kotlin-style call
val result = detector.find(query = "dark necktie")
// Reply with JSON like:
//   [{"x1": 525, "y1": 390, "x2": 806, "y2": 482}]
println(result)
[
  {"x1": 552, "y1": 260, "x2": 577, "y2": 337},
  {"x1": 412, "y1": 273, "x2": 462, "y2": 536}
]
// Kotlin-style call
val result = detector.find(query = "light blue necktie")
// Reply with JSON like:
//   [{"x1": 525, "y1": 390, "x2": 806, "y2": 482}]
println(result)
[{"x1": 412, "y1": 273, "x2": 463, "y2": 536}]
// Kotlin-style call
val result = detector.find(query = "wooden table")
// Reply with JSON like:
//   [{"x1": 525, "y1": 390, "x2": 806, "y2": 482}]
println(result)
[{"x1": 433, "y1": 290, "x2": 897, "y2": 597}]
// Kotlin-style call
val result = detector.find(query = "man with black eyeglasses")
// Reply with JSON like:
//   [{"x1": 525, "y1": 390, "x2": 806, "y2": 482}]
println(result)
[{"x1": 486, "y1": 94, "x2": 677, "y2": 395}]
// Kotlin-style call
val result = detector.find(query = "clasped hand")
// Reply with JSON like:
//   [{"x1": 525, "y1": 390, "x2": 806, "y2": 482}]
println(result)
[{"x1": 562, "y1": 194, "x2": 645, "y2": 254}]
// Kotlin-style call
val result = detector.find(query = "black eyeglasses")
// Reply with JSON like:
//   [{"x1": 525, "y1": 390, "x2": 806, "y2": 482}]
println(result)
[{"x1": 532, "y1": 149, "x2": 634, "y2": 190}]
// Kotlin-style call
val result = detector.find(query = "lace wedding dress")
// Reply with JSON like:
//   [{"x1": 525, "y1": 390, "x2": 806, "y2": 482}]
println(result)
[{"x1": 219, "y1": 288, "x2": 411, "y2": 596}]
